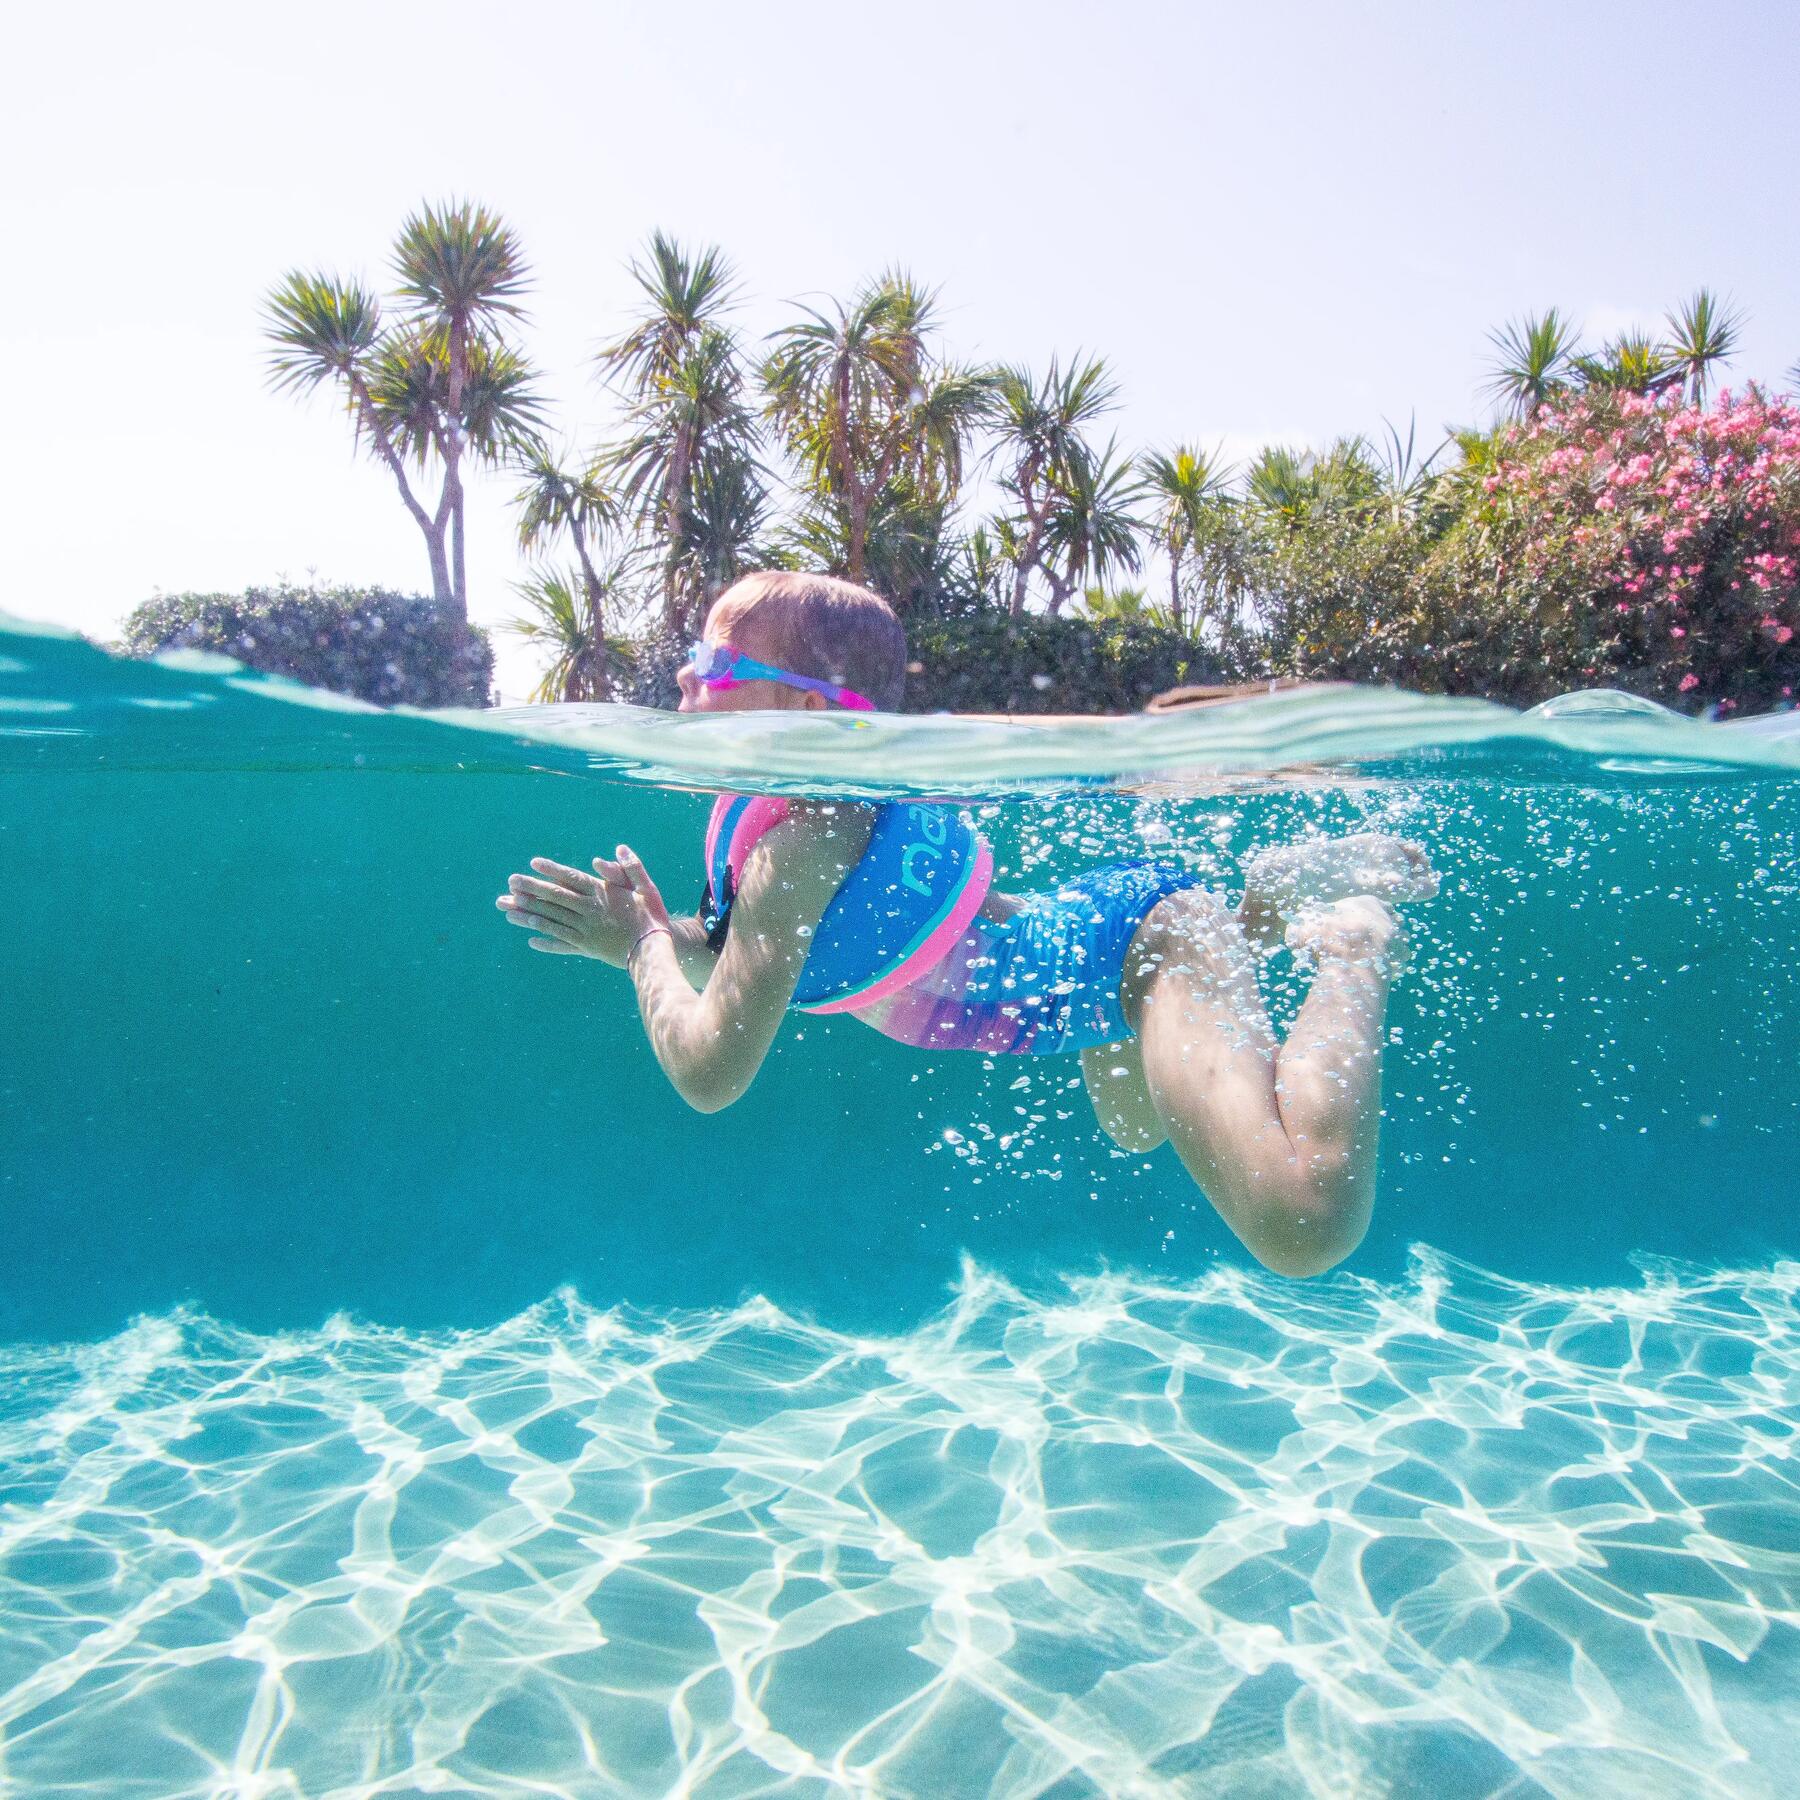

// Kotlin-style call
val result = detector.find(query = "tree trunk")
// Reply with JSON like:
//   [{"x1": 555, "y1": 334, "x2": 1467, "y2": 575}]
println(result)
[
  {"x1": 1169, "y1": 546, "x2": 1185, "y2": 636},
  {"x1": 847, "y1": 489, "x2": 868, "y2": 584},
  {"x1": 570, "y1": 524, "x2": 613, "y2": 701},
  {"x1": 451, "y1": 482, "x2": 467, "y2": 621},
  {"x1": 444, "y1": 316, "x2": 470, "y2": 624},
  {"x1": 352, "y1": 381, "x2": 455, "y2": 613},
  {"x1": 423, "y1": 522, "x2": 452, "y2": 613},
  {"x1": 1009, "y1": 455, "x2": 1047, "y2": 618},
  {"x1": 662, "y1": 426, "x2": 694, "y2": 630}
]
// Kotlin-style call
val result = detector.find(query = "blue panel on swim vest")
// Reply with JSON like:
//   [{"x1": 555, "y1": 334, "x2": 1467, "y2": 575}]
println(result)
[
  {"x1": 708, "y1": 799, "x2": 983, "y2": 1009},
  {"x1": 797, "y1": 802, "x2": 984, "y2": 1007}
]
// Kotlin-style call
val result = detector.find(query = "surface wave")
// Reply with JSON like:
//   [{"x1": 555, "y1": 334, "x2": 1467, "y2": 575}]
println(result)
[{"x1": 5, "y1": 615, "x2": 1800, "y2": 796}]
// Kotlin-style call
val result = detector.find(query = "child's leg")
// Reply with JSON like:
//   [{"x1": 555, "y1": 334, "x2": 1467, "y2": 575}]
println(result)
[
  {"x1": 1237, "y1": 833, "x2": 1436, "y2": 950},
  {"x1": 1120, "y1": 889, "x2": 1401, "y2": 1277},
  {"x1": 1081, "y1": 1038, "x2": 1168, "y2": 1153}
]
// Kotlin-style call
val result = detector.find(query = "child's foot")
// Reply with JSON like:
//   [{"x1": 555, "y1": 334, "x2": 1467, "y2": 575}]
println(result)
[
  {"x1": 1285, "y1": 894, "x2": 1408, "y2": 977},
  {"x1": 1240, "y1": 833, "x2": 1437, "y2": 948}
]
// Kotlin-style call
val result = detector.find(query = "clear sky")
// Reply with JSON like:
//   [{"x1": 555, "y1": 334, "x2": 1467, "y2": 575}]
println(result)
[{"x1": 5, "y1": 0, "x2": 1796, "y2": 699}]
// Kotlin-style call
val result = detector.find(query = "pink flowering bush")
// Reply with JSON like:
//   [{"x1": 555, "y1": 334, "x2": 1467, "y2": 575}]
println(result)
[{"x1": 1443, "y1": 386, "x2": 1800, "y2": 711}]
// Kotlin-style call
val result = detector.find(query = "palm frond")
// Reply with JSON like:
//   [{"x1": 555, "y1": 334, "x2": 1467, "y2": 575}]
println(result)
[
  {"x1": 392, "y1": 199, "x2": 531, "y2": 324},
  {"x1": 1483, "y1": 309, "x2": 1580, "y2": 419},
  {"x1": 513, "y1": 445, "x2": 619, "y2": 553},
  {"x1": 1571, "y1": 332, "x2": 1680, "y2": 395},
  {"x1": 263, "y1": 273, "x2": 382, "y2": 395},
  {"x1": 599, "y1": 232, "x2": 740, "y2": 394},
  {"x1": 1661, "y1": 288, "x2": 1744, "y2": 403}
]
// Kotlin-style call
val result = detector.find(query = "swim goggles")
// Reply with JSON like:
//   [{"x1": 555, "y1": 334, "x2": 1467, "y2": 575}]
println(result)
[{"x1": 684, "y1": 641, "x2": 874, "y2": 710}]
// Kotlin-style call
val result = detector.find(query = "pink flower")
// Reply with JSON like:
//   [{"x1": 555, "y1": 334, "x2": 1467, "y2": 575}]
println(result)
[
  {"x1": 1679, "y1": 674, "x2": 1700, "y2": 692},
  {"x1": 1671, "y1": 627, "x2": 1686, "y2": 638}
]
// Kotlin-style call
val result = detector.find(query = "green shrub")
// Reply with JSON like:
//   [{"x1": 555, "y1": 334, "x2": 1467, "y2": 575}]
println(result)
[
  {"x1": 902, "y1": 612, "x2": 1226, "y2": 712},
  {"x1": 618, "y1": 611, "x2": 1227, "y2": 714},
  {"x1": 1244, "y1": 389, "x2": 1800, "y2": 713},
  {"x1": 614, "y1": 625, "x2": 686, "y2": 710},
  {"x1": 119, "y1": 584, "x2": 495, "y2": 709}
]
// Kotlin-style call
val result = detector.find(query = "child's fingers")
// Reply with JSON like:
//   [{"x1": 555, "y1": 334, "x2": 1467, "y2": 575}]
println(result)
[
  {"x1": 507, "y1": 874, "x2": 588, "y2": 918},
  {"x1": 592, "y1": 857, "x2": 628, "y2": 885},
  {"x1": 529, "y1": 857, "x2": 598, "y2": 893},
  {"x1": 500, "y1": 905, "x2": 574, "y2": 943},
  {"x1": 615, "y1": 846, "x2": 666, "y2": 910},
  {"x1": 527, "y1": 936, "x2": 581, "y2": 955}
]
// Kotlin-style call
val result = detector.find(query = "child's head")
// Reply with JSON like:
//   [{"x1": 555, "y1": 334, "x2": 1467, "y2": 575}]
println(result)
[{"x1": 682, "y1": 572, "x2": 907, "y2": 713}]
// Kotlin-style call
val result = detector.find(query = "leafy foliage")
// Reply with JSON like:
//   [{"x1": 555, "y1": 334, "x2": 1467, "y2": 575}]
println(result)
[
  {"x1": 596, "y1": 237, "x2": 767, "y2": 633},
  {"x1": 505, "y1": 566, "x2": 641, "y2": 703},
  {"x1": 763, "y1": 274, "x2": 996, "y2": 589},
  {"x1": 262, "y1": 201, "x2": 544, "y2": 621},
  {"x1": 901, "y1": 611, "x2": 1226, "y2": 713},
  {"x1": 119, "y1": 586, "x2": 495, "y2": 708}
]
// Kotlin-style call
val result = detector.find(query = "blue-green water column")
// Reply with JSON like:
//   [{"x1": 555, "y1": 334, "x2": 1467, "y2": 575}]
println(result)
[{"x1": 2, "y1": 628, "x2": 1795, "y2": 1341}]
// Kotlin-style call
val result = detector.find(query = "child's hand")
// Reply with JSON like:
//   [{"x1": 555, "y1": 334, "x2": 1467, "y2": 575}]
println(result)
[
  {"x1": 593, "y1": 844, "x2": 673, "y2": 951},
  {"x1": 495, "y1": 851, "x2": 651, "y2": 963}
]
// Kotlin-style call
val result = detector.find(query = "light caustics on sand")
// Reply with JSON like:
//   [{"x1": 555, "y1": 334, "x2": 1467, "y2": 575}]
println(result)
[{"x1": 2, "y1": 1253, "x2": 1796, "y2": 1798}]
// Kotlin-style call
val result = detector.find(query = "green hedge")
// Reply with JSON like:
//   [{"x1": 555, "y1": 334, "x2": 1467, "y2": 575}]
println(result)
[
  {"x1": 119, "y1": 584, "x2": 495, "y2": 709},
  {"x1": 617, "y1": 611, "x2": 1226, "y2": 714},
  {"x1": 900, "y1": 611, "x2": 1226, "y2": 712}
]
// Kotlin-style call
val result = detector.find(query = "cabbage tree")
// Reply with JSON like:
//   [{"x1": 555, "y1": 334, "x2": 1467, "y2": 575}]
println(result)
[
  {"x1": 598, "y1": 235, "x2": 767, "y2": 630},
  {"x1": 1140, "y1": 445, "x2": 1233, "y2": 634},
  {"x1": 513, "y1": 447, "x2": 622, "y2": 695},
  {"x1": 1040, "y1": 439, "x2": 1145, "y2": 615},
  {"x1": 989, "y1": 357, "x2": 1118, "y2": 616},
  {"x1": 263, "y1": 201, "x2": 543, "y2": 623},
  {"x1": 763, "y1": 273, "x2": 996, "y2": 590}
]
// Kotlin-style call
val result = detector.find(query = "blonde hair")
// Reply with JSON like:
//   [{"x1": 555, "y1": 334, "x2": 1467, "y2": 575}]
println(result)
[{"x1": 711, "y1": 572, "x2": 907, "y2": 710}]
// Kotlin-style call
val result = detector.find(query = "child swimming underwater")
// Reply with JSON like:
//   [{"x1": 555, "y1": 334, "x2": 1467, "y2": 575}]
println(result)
[{"x1": 498, "y1": 572, "x2": 1437, "y2": 1277}]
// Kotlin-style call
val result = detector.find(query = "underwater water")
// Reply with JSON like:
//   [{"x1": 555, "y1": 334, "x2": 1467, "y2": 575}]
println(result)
[{"x1": 1, "y1": 616, "x2": 1796, "y2": 1797}]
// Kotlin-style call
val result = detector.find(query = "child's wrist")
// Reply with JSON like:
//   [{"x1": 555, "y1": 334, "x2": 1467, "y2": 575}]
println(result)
[{"x1": 626, "y1": 922, "x2": 674, "y2": 973}]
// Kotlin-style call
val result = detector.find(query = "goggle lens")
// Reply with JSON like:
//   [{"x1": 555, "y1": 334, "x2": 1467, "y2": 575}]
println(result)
[{"x1": 687, "y1": 642, "x2": 739, "y2": 684}]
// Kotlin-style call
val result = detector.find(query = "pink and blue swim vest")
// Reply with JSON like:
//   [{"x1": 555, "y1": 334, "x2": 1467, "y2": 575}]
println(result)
[
  {"x1": 702, "y1": 793, "x2": 994, "y2": 1014},
  {"x1": 701, "y1": 794, "x2": 1205, "y2": 1055}
]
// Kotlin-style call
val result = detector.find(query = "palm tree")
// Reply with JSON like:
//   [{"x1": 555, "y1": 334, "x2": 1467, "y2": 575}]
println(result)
[
  {"x1": 678, "y1": 450, "x2": 771, "y2": 611},
  {"x1": 762, "y1": 272, "x2": 996, "y2": 590},
  {"x1": 1041, "y1": 439, "x2": 1145, "y2": 614},
  {"x1": 613, "y1": 325, "x2": 765, "y2": 631},
  {"x1": 1244, "y1": 445, "x2": 1313, "y2": 522},
  {"x1": 263, "y1": 201, "x2": 542, "y2": 623},
  {"x1": 1078, "y1": 584, "x2": 1168, "y2": 627},
  {"x1": 1484, "y1": 309, "x2": 1580, "y2": 420},
  {"x1": 1372, "y1": 415, "x2": 1447, "y2": 526},
  {"x1": 598, "y1": 236, "x2": 765, "y2": 632},
  {"x1": 1244, "y1": 439, "x2": 1380, "y2": 527},
  {"x1": 1661, "y1": 289, "x2": 1743, "y2": 404},
  {"x1": 513, "y1": 446, "x2": 620, "y2": 695},
  {"x1": 1571, "y1": 332, "x2": 1680, "y2": 396},
  {"x1": 390, "y1": 202, "x2": 536, "y2": 617},
  {"x1": 782, "y1": 478, "x2": 960, "y2": 612},
  {"x1": 505, "y1": 561, "x2": 641, "y2": 704},
  {"x1": 951, "y1": 523, "x2": 1018, "y2": 612},
  {"x1": 1139, "y1": 444, "x2": 1232, "y2": 634},
  {"x1": 989, "y1": 356, "x2": 1118, "y2": 616},
  {"x1": 601, "y1": 232, "x2": 739, "y2": 393}
]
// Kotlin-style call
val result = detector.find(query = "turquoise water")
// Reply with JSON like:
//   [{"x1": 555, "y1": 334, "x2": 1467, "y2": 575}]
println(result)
[{"x1": 2, "y1": 617, "x2": 1796, "y2": 1795}]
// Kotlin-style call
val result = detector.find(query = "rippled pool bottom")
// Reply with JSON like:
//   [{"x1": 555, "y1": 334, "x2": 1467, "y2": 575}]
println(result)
[{"x1": 4, "y1": 1252, "x2": 1794, "y2": 1798}]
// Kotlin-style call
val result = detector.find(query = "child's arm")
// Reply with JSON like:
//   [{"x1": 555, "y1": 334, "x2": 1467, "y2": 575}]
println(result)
[
  {"x1": 607, "y1": 813, "x2": 856, "y2": 1113},
  {"x1": 500, "y1": 856, "x2": 720, "y2": 985},
  {"x1": 499, "y1": 809, "x2": 861, "y2": 1112}
]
